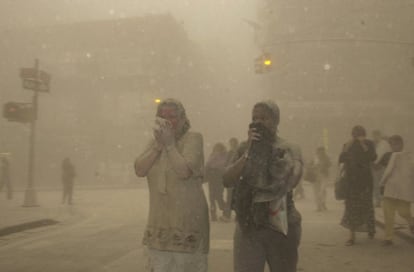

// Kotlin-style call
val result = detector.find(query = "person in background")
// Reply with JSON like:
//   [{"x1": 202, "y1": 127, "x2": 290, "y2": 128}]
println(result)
[
  {"x1": 134, "y1": 98, "x2": 209, "y2": 272},
  {"x1": 339, "y1": 125, "x2": 377, "y2": 246},
  {"x1": 0, "y1": 157, "x2": 12, "y2": 200},
  {"x1": 223, "y1": 100, "x2": 303, "y2": 272},
  {"x1": 371, "y1": 130, "x2": 391, "y2": 208},
  {"x1": 221, "y1": 137, "x2": 239, "y2": 222},
  {"x1": 61, "y1": 157, "x2": 76, "y2": 205},
  {"x1": 379, "y1": 135, "x2": 414, "y2": 246},
  {"x1": 293, "y1": 178, "x2": 305, "y2": 200},
  {"x1": 285, "y1": 144, "x2": 304, "y2": 272},
  {"x1": 205, "y1": 142, "x2": 228, "y2": 221},
  {"x1": 311, "y1": 147, "x2": 331, "y2": 212}
]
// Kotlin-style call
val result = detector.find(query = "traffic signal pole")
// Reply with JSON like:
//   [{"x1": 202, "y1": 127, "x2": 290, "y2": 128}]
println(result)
[
  {"x1": 23, "y1": 59, "x2": 39, "y2": 207},
  {"x1": 3, "y1": 59, "x2": 50, "y2": 206}
]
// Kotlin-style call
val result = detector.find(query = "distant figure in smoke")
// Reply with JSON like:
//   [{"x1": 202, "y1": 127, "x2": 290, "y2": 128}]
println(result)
[
  {"x1": 221, "y1": 137, "x2": 239, "y2": 222},
  {"x1": 371, "y1": 129, "x2": 390, "y2": 208},
  {"x1": 0, "y1": 157, "x2": 13, "y2": 200},
  {"x1": 61, "y1": 157, "x2": 76, "y2": 205},
  {"x1": 293, "y1": 178, "x2": 305, "y2": 201},
  {"x1": 311, "y1": 147, "x2": 331, "y2": 211},
  {"x1": 379, "y1": 135, "x2": 414, "y2": 246},
  {"x1": 205, "y1": 142, "x2": 228, "y2": 221},
  {"x1": 223, "y1": 100, "x2": 303, "y2": 272},
  {"x1": 134, "y1": 98, "x2": 209, "y2": 272},
  {"x1": 339, "y1": 125, "x2": 377, "y2": 246}
]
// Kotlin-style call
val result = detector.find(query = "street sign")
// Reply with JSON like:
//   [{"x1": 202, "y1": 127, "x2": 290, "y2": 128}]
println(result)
[
  {"x1": 20, "y1": 68, "x2": 51, "y2": 92},
  {"x1": 22, "y1": 78, "x2": 50, "y2": 92}
]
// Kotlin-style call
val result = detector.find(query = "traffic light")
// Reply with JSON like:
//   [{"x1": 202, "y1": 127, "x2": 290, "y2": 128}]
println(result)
[
  {"x1": 3, "y1": 102, "x2": 36, "y2": 123},
  {"x1": 254, "y1": 53, "x2": 273, "y2": 74}
]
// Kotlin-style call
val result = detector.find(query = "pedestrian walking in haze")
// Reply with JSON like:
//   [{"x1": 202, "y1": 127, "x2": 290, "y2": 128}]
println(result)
[
  {"x1": 134, "y1": 98, "x2": 209, "y2": 272},
  {"x1": 61, "y1": 157, "x2": 76, "y2": 205},
  {"x1": 0, "y1": 157, "x2": 13, "y2": 200},
  {"x1": 339, "y1": 125, "x2": 377, "y2": 246},
  {"x1": 379, "y1": 135, "x2": 414, "y2": 246},
  {"x1": 205, "y1": 142, "x2": 227, "y2": 221},
  {"x1": 221, "y1": 137, "x2": 239, "y2": 222},
  {"x1": 311, "y1": 147, "x2": 331, "y2": 212},
  {"x1": 372, "y1": 129, "x2": 391, "y2": 208}
]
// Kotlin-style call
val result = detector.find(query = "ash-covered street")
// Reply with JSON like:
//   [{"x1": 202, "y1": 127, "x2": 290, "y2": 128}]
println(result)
[{"x1": 1, "y1": 184, "x2": 413, "y2": 272}]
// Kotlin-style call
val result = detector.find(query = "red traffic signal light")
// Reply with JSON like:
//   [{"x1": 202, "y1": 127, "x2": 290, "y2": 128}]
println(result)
[{"x1": 3, "y1": 102, "x2": 36, "y2": 123}]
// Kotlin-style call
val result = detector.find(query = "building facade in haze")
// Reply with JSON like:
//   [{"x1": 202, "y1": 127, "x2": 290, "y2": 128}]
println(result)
[
  {"x1": 0, "y1": 14, "x2": 206, "y2": 187},
  {"x1": 254, "y1": 0, "x2": 414, "y2": 157}
]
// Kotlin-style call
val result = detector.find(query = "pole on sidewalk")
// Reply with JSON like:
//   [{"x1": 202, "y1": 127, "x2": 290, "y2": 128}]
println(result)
[{"x1": 23, "y1": 59, "x2": 39, "y2": 207}]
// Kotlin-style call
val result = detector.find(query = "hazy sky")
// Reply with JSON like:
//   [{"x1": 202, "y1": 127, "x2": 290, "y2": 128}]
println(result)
[{"x1": 0, "y1": 0, "x2": 256, "y2": 42}]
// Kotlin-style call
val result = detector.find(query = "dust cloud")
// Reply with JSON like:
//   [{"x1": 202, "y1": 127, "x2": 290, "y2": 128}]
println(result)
[{"x1": 0, "y1": 5, "x2": 413, "y2": 270}]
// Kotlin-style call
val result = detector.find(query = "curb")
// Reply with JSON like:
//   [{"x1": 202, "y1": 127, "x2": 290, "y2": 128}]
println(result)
[{"x1": 0, "y1": 219, "x2": 59, "y2": 237}]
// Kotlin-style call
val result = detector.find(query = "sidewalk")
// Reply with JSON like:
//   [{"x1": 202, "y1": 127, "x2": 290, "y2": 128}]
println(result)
[
  {"x1": 0, "y1": 190, "x2": 86, "y2": 235},
  {"x1": 0, "y1": 184, "x2": 145, "y2": 236}
]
